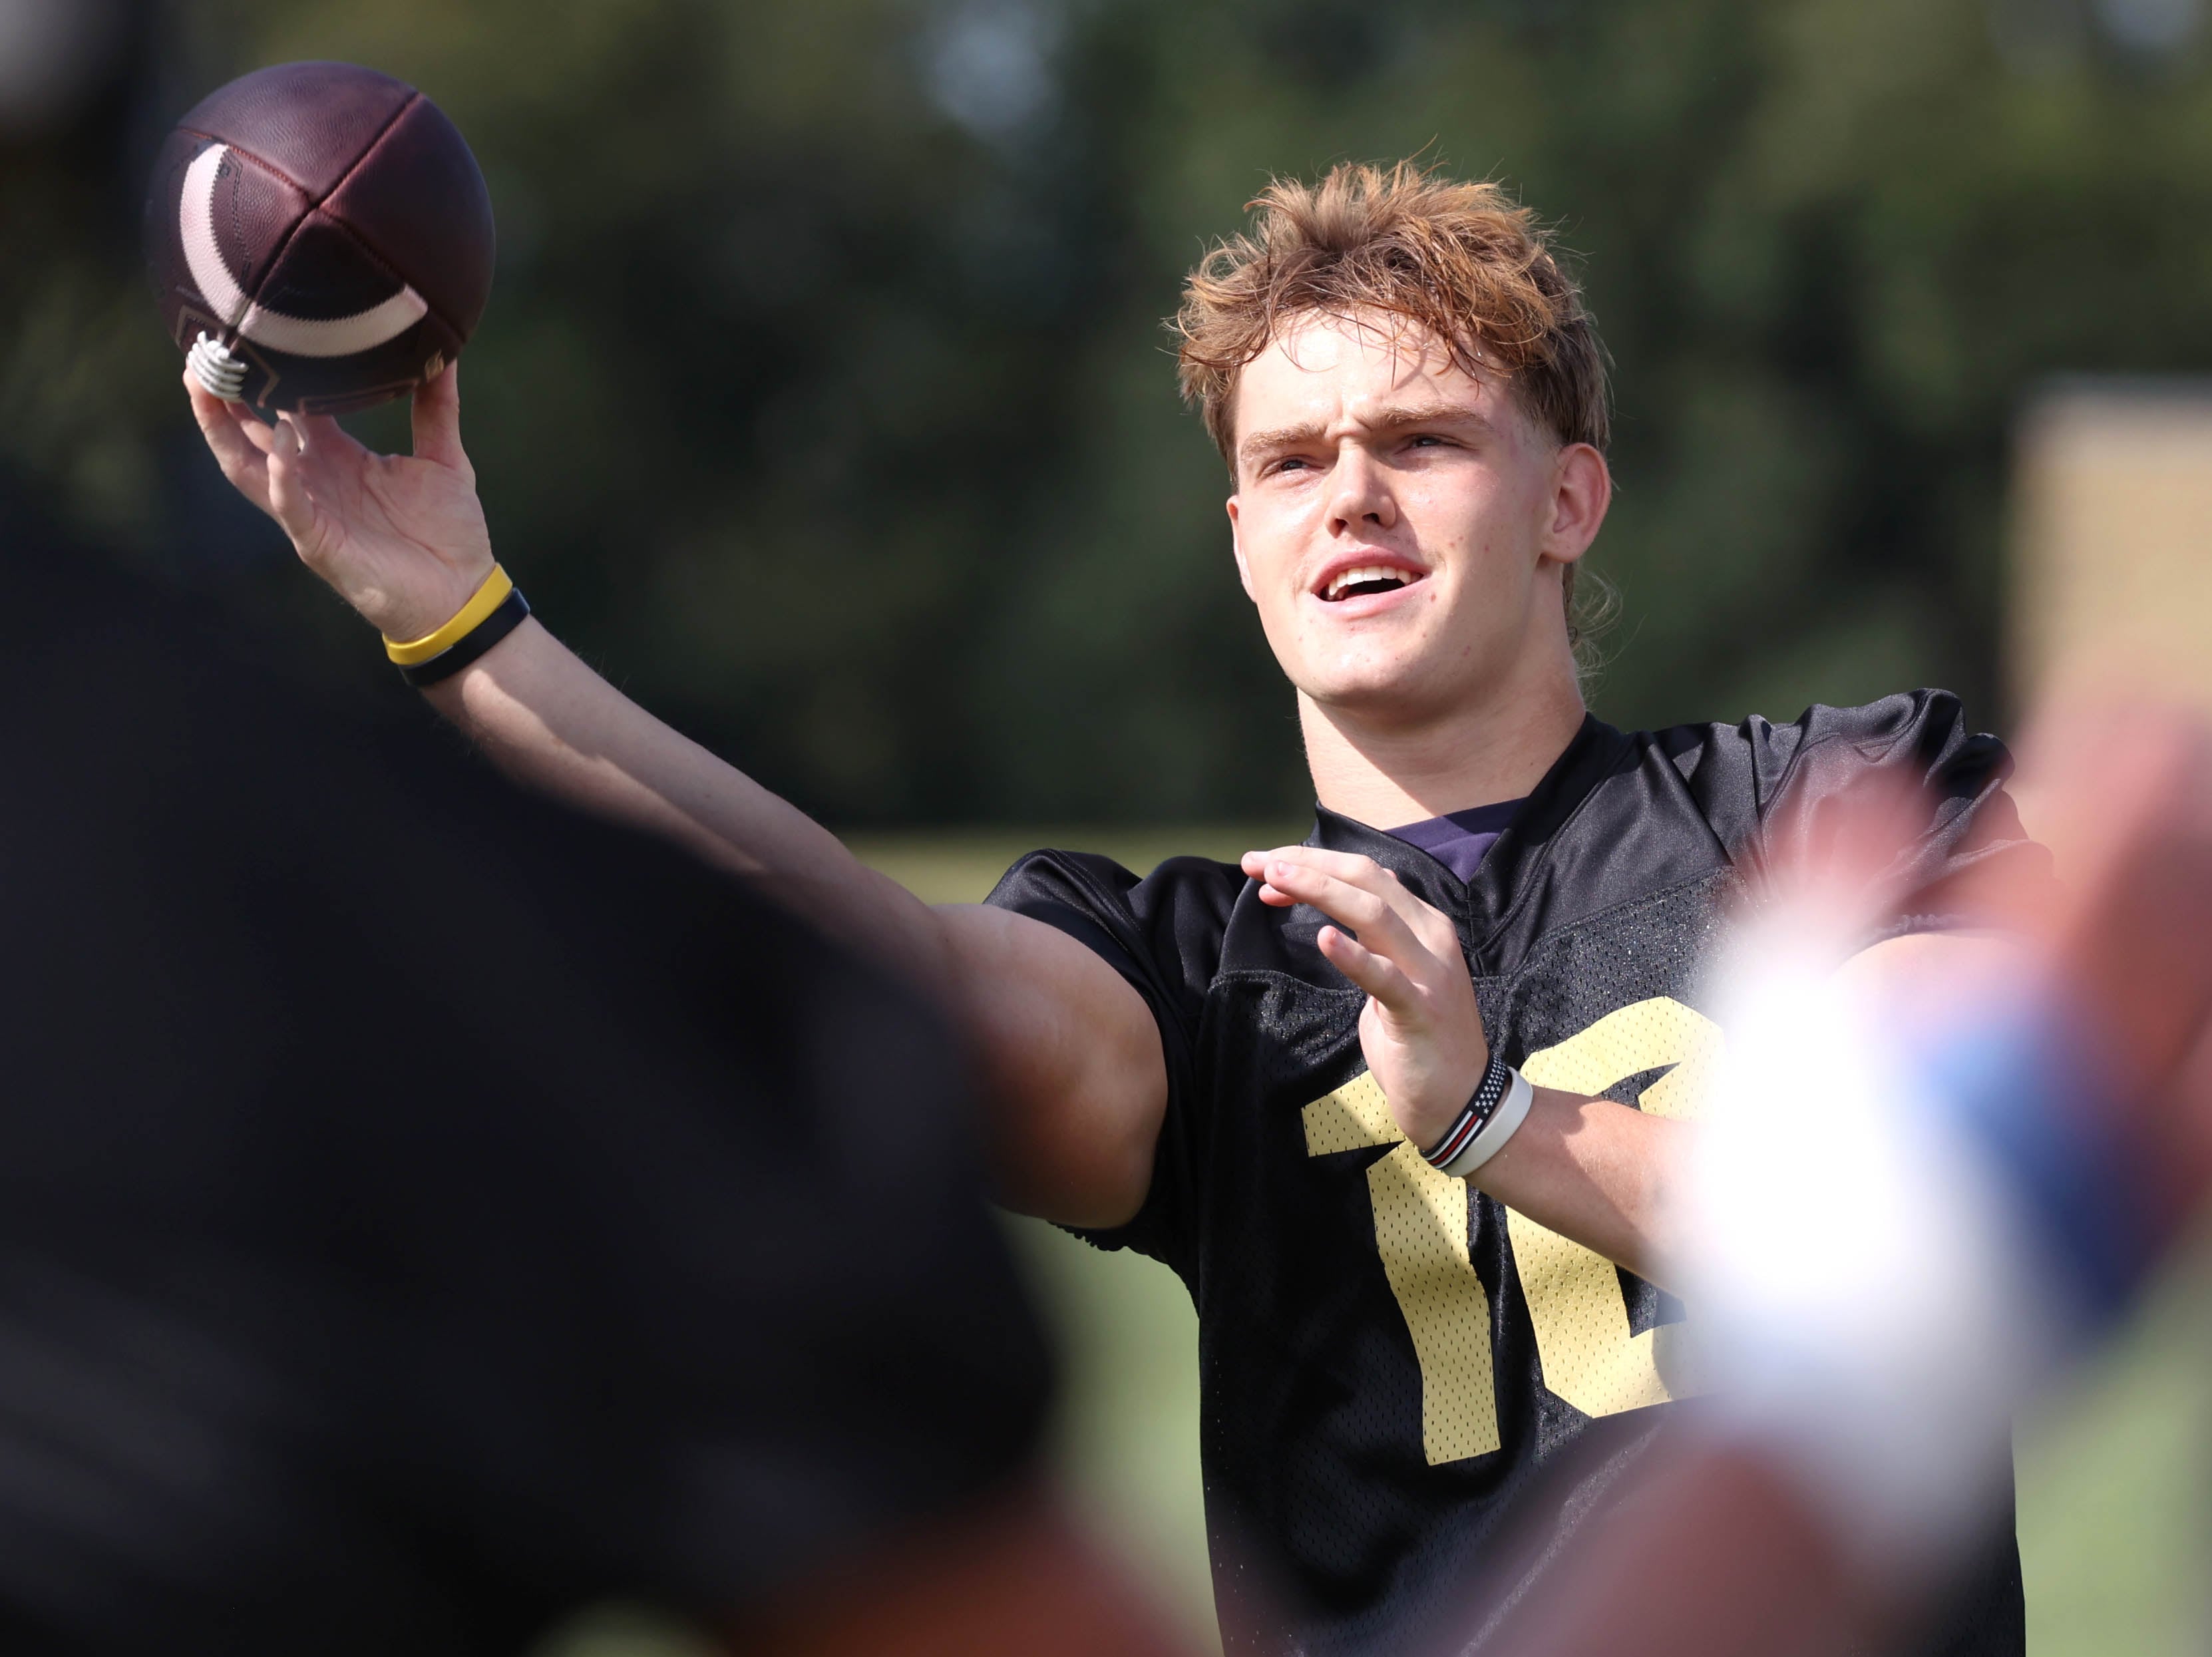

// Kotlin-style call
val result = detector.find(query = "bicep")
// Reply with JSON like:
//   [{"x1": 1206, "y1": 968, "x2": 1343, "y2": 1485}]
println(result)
[{"x1": 937, "y1": 903, "x2": 1169, "y2": 1228}]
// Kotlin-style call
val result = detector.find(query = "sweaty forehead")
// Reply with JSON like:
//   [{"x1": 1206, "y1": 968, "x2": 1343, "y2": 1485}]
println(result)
[{"x1": 1232, "y1": 312, "x2": 1504, "y2": 441}]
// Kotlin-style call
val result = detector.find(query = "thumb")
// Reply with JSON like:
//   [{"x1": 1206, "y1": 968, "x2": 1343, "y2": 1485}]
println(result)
[{"x1": 411, "y1": 357, "x2": 470, "y2": 472}]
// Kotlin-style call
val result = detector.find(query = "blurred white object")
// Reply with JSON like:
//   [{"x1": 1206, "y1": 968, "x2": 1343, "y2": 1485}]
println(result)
[
  {"x1": 0, "y1": 0, "x2": 123, "y2": 134},
  {"x1": 1682, "y1": 926, "x2": 2064, "y2": 1581}
]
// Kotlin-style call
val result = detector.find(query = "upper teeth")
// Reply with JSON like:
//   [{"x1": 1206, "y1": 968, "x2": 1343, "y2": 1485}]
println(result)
[{"x1": 1326, "y1": 564, "x2": 1409, "y2": 601}]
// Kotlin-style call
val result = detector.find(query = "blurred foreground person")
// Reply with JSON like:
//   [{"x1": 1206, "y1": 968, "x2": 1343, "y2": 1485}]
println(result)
[
  {"x1": 0, "y1": 478, "x2": 1187, "y2": 1657},
  {"x1": 1459, "y1": 707, "x2": 2212, "y2": 1657},
  {"x1": 187, "y1": 159, "x2": 2036, "y2": 1652}
]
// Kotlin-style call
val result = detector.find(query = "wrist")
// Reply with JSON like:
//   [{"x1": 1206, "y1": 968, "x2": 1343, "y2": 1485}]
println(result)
[
  {"x1": 383, "y1": 565, "x2": 530, "y2": 687},
  {"x1": 359, "y1": 560, "x2": 496, "y2": 644},
  {"x1": 1419, "y1": 1051, "x2": 1533, "y2": 1179},
  {"x1": 1395, "y1": 1046, "x2": 1493, "y2": 1149}
]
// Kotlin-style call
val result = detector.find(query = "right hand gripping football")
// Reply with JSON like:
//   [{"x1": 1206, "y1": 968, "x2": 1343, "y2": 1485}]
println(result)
[{"x1": 187, "y1": 362, "x2": 498, "y2": 646}]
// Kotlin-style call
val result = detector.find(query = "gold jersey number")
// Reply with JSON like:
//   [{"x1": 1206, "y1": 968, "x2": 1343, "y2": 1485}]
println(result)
[{"x1": 1300, "y1": 996, "x2": 1720, "y2": 1465}]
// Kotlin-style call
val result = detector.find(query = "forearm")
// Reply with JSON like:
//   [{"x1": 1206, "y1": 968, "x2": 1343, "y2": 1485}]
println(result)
[
  {"x1": 184, "y1": 371, "x2": 952, "y2": 992},
  {"x1": 1470, "y1": 1091, "x2": 1688, "y2": 1290},
  {"x1": 425, "y1": 618, "x2": 950, "y2": 985}
]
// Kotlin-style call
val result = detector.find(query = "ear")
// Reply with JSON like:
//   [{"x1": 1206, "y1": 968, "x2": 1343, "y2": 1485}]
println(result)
[
  {"x1": 1226, "y1": 495, "x2": 1257, "y2": 602},
  {"x1": 1543, "y1": 443, "x2": 1612, "y2": 568}
]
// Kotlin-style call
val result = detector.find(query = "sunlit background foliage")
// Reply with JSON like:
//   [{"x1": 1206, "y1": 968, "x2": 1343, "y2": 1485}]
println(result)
[{"x1": 9, "y1": 0, "x2": 2212, "y2": 824}]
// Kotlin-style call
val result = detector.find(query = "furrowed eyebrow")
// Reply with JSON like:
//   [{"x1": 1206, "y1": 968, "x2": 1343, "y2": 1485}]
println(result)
[
  {"x1": 1237, "y1": 402, "x2": 1495, "y2": 470},
  {"x1": 1238, "y1": 422, "x2": 1326, "y2": 467},
  {"x1": 1366, "y1": 400, "x2": 1495, "y2": 437}
]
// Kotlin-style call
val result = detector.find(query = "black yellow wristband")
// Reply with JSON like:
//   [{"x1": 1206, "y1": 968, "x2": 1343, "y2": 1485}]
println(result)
[
  {"x1": 384, "y1": 566, "x2": 514, "y2": 665},
  {"x1": 398, "y1": 588, "x2": 532, "y2": 686}
]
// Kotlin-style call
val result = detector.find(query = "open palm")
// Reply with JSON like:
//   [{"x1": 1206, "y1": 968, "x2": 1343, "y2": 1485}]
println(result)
[{"x1": 187, "y1": 362, "x2": 495, "y2": 642}]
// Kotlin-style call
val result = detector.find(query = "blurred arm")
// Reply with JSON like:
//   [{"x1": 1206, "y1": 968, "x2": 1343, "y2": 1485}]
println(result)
[
  {"x1": 1829, "y1": 930, "x2": 2020, "y2": 1019},
  {"x1": 1463, "y1": 933, "x2": 2020, "y2": 1289},
  {"x1": 1499, "y1": 712, "x2": 2212, "y2": 1657},
  {"x1": 735, "y1": 1482, "x2": 1197, "y2": 1657},
  {"x1": 1456, "y1": 938, "x2": 2030, "y2": 1657},
  {"x1": 1467, "y1": 1441, "x2": 1863, "y2": 1657}
]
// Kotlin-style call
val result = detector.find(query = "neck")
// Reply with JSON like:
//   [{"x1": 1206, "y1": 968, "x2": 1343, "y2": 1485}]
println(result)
[{"x1": 1299, "y1": 653, "x2": 1586, "y2": 830}]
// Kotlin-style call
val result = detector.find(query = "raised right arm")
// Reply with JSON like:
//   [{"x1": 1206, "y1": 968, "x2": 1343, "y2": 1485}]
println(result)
[
  {"x1": 186, "y1": 368, "x2": 1165, "y2": 1228},
  {"x1": 427, "y1": 620, "x2": 1167, "y2": 1226}
]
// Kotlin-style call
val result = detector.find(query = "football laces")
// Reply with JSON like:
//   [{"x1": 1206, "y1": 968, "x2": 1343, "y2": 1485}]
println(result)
[{"x1": 187, "y1": 332, "x2": 249, "y2": 402}]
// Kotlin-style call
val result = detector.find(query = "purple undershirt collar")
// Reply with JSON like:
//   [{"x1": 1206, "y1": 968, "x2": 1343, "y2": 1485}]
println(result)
[{"x1": 1384, "y1": 798, "x2": 1525, "y2": 884}]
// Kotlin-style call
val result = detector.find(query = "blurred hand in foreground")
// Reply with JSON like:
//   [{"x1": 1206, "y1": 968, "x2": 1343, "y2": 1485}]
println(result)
[
  {"x1": 1461, "y1": 692, "x2": 2212, "y2": 1657},
  {"x1": 186, "y1": 365, "x2": 494, "y2": 641},
  {"x1": 2006, "y1": 701, "x2": 2212, "y2": 1212}
]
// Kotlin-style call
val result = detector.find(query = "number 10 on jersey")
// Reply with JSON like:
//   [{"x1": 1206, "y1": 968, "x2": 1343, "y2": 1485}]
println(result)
[{"x1": 1300, "y1": 997, "x2": 1719, "y2": 1464}]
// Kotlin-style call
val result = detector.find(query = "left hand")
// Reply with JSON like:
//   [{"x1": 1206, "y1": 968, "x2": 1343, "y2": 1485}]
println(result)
[{"x1": 1242, "y1": 845, "x2": 1489, "y2": 1150}]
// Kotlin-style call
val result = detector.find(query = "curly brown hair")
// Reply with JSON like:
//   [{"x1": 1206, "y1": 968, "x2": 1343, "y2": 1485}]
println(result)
[{"x1": 1173, "y1": 159, "x2": 1614, "y2": 654}]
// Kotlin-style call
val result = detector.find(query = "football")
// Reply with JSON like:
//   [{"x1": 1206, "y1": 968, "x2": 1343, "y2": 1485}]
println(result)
[{"x1": 145, "y1": 61, "x2": 495, "y2": 417}]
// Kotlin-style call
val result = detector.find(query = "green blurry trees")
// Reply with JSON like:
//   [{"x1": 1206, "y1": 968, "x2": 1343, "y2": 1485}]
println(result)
[{"x1": 9, "y1": 0, "x2": 2212, "y2": 823}]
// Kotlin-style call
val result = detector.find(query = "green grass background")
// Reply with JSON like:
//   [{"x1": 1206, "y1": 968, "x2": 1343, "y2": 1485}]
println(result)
[{"x1": 540, "y1": 830, "x2": 2212, "y2": 1656}]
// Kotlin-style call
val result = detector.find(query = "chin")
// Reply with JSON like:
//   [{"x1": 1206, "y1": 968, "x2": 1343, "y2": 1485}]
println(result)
[{"x1": 1301, "y1": 658, "x2": 1446, "y2": 717}]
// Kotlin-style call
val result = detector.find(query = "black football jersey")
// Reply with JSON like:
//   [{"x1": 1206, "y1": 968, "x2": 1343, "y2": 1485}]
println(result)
[{"x1": 987, "y1": 695, "x2": 2040, "y2": 1656}]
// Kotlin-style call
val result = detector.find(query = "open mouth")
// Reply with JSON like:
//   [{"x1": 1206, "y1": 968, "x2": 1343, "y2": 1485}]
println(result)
[{"x1": 1320, "y1": 564, "x2": 1425, "y2": 603}]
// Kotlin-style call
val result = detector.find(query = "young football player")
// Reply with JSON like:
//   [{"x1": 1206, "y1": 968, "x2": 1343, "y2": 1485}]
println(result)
[{"x1": 188, "y1": 160, "x2": 2038, "y2": 1653}]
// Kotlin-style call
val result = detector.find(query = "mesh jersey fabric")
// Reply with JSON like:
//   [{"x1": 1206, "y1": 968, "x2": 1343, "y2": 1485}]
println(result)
[
  {"x1": 986, "y1": 701, "x2": 2043, "y2": 1656},
  {"x1": 0, "y1": 484, "x2": 1053, "y2": 1655}
]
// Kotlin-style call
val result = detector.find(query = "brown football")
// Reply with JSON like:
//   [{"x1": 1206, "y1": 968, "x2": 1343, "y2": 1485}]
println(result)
[{"x1": 145, "y1": 61, "x2": 495, "y2": 417}]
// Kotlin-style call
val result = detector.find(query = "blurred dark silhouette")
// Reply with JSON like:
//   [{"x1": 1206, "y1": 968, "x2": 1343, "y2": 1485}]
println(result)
[{"x1": 0, "y1": 469, "x2": 1205, "y2": 1654}]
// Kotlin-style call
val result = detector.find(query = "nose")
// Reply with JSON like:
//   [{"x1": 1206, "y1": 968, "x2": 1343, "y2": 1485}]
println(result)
[{"x1": 1326, "y1": 444, "x2": 1397, "y2": 537}]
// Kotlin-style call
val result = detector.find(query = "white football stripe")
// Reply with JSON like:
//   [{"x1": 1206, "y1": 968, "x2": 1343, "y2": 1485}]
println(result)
[
  {"x1": 179, "y1": 144, "x2": 251, "y2": 327},
  {"x1": 230, "y1": 287, "x2": 429, "y2": 359},
  {"x1": 179, "y1": 144, "x2": 431, "y2": 360}
]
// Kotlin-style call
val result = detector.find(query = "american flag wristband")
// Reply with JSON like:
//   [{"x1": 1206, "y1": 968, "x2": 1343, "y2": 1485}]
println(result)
[{"x1": 1421, "y1": 1050, "x2": 1535, "y2": 1179}]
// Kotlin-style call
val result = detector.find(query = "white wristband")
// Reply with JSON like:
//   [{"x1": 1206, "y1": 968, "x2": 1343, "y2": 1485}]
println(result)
[{"x1": 1434, "y1": 1067, "x2": 1533, "y2": 1178}]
